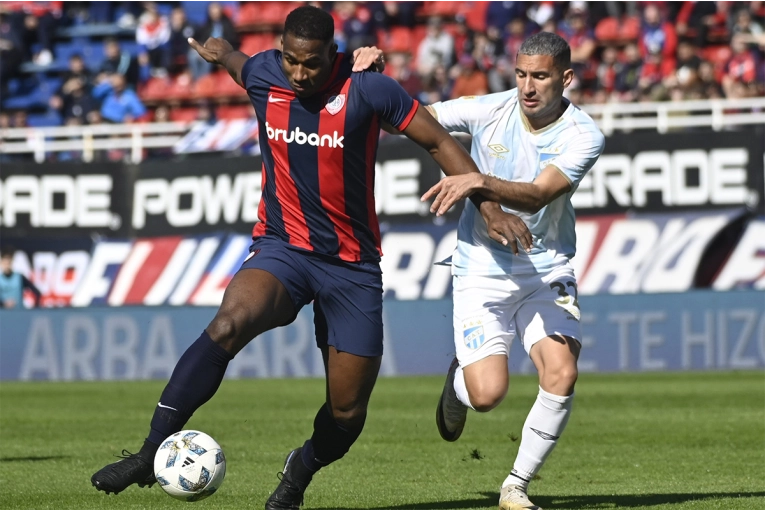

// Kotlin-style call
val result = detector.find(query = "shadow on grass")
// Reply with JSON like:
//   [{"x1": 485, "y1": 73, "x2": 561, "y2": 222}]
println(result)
[
  {"x1": 315, "y1": 490, "x2": 765, "y2": 509},
  {"x1": 0, "y1": 455, "x2": 68, "y2": 462}
]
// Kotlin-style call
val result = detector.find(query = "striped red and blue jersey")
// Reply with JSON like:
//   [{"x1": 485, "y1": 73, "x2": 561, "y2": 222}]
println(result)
[{"x1": 242, "y1": 50, "x2": 418, "y2": 262}]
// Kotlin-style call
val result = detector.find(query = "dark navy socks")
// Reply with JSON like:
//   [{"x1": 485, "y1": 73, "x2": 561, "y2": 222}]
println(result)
[{"x1": 145, "y1": 331, "x2": 233, "y2": 448}]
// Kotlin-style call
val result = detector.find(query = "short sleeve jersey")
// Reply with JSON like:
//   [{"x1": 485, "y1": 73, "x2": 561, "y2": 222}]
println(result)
[
  {"x1": 430, "y1": 89, "x2": 605, "y2": 275},
  {"x1": 242, "y1": 50, "x2": 419, "y2": 262}
]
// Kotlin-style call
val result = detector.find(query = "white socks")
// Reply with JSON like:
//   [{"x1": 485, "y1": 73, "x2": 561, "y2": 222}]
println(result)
[
  {"x1": 503, "y1": 387, "x2": 574, "y2": 490},
  {"x1": 453, "y1": 364, "x2": 475, "y2": 410}
]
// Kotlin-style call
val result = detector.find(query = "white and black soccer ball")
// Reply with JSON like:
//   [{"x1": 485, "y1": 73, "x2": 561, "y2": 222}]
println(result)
[{"x1": 154, "y1": 430, "x2": 226, "y2": 502}]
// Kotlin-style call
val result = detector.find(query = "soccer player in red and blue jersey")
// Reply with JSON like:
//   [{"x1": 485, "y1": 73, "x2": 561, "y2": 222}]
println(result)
[{"x1": 91, "y1": 6, "x2": 531, "y2": 509}]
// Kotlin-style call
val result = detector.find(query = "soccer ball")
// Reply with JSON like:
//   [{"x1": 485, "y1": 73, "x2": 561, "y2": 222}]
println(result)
[{"x1": 154, "y1": 430, "x2": 226, "y2": 501}]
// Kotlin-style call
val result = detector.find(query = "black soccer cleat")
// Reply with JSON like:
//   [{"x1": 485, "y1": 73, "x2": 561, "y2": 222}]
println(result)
[
  {"x1": 91, "y1": 450, "x2": 156, "y2": 495},
  {"x1": 265, "y1": 447, "x2": 312, "y2": 510}
]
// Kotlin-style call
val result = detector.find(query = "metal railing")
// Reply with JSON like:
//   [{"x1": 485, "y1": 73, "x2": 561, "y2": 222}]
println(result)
[
  {"x1": 580, "y1": 96, "x2": 765, "y2": 135},
  {"x1": 2, "y1": 97, "x2": 764, "y2": 163},
  {"x1": 0, "y1": 122, "x2": 193, "y2": 163}
]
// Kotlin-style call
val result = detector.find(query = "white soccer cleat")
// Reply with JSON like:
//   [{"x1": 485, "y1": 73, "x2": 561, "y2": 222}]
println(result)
[
  {"x1": 435, "y1": 357, "x2": 468, "y2": 441},
  {"x1": 499, "y1": 484, "x2": 542, "y2": 510}
]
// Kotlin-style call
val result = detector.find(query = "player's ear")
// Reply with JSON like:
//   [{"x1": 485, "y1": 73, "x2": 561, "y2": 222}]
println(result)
[
  {"x1": 328, "y1": 41, "x2": 338, "y2": 60},
  {"x1": 561, "y1": 68, "x2": 574, "y2": 89}
]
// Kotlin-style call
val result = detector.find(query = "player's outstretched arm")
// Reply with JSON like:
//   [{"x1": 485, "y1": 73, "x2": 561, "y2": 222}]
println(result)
[
  {"x1": 401, "y1": 106, "x2": 532, "y2": 253},
  {"x1": 422, "y1": 166, "x2": 572, "y2": 216},
  {"x1": 188, "y1": 37, "x2": 249, "y2": 88}
]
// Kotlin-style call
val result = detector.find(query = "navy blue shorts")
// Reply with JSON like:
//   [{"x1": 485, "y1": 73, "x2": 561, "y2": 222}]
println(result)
[{"x1": 240, "y1": 236, "x2": 384, "y2": 357}]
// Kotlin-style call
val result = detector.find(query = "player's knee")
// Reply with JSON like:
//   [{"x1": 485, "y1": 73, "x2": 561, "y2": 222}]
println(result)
[
  {"x1": 467, "y1": 386, "x2": 507, "y2": 413},
  {"x1": 542, "y1": 365, "x2": 578, "y2": 394},
  {"x1": 329, "y1": 403, "x2": 367, "y2": 429},
  {"x1": 206, "y1": 311, "x2": 249, "y2": 353}
]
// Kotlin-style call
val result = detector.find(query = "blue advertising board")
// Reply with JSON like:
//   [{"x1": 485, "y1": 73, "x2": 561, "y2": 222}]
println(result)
[{"x1": 1, "y1": 291, "x2": 763, "y2": 381}]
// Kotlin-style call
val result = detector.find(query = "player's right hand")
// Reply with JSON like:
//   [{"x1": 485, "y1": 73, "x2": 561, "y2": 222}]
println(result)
[
  {"x1": 188, "y1": 37, "x2": 234, "y2": 65},
  {"x1": 480, "y1": 204, "x2": 533, "y2": 255}
]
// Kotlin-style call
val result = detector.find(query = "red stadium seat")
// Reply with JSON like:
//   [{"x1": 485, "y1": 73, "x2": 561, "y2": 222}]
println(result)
[
  {"x1": 168, "y1": 73, "x2": 194, "y2": 101},
  {"x1": 417, "y1": 1, "x2": 461, "y2": 18},
  {"x1": 139, "y1": 77, "x2": 171, "y2": 102},
  {"x1": 621, "y1": 17, "x2": 640, "y2": 41},
  {"x1": 379, "y1": 26, "x2": 414, "y2": 54},
  {"x1": 237, "y1": 1, "x2": 303, "y2": 28},
  {"x1": 240, "y1": 33, "x2": 277, "y2": 56},
  {"x1": 458, "y1": 1, "x2": 489, "y2": 32},
  {"x1": 193, "y1": 72, "x2": 220, "y2": 99},
  {"x1": 703, "y1": 45, "x2": 732, "y2": 66},
  {"x1": 169, "y1": 107, "x2": 199, "y2": 122},
  {"x1": 595, "y1": 17, "x2": 620, "y2": 43},
  {"x1": 217, "y1": 104, "x2": 255, "y2": 120}
]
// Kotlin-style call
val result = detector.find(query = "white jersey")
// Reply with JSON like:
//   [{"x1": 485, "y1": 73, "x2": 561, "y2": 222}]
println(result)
[{"x1": 430, "y1": 89, "x2": 605, "y2": 275}]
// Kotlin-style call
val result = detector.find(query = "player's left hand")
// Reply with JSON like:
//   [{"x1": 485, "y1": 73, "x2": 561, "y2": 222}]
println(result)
[
  {"x1": 352, "y1": 46, "x2": 385, "y2": 72},
  {"x1": 188, "y1": 37, "x2": 235, "y2": 65},
  {"x1": 422, "y1": 173, "x2": 484, "y2": 216}
]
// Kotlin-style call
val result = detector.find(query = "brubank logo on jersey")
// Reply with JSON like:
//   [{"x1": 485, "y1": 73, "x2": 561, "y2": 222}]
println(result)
[{"x1": 265, "y1": 122, "x2": 344, "y2": 148}]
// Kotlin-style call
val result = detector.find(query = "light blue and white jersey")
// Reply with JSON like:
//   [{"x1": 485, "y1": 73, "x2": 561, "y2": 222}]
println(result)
[{"x1": 430, "y1": 88, "x2": 605, "y2": 276}]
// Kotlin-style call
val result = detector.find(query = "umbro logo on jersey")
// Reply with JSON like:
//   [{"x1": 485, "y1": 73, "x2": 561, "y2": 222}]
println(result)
[
  {"x1": 268, "y1": 94, "x2": 288, "y2": 103},
  {"x1": 488, "y1": 144, "x2": 509, "y2": 153},
  {"x1": 265, "y1": 122, "x2": 344, "y2": 148},
  {"x1": 325, "y1": 94, "x2": 346, "y2": 115}
]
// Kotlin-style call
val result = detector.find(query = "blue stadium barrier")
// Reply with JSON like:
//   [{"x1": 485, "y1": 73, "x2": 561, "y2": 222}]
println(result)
[{"x1": 1, "y1": 291, "x2": 762, "y2": 381}]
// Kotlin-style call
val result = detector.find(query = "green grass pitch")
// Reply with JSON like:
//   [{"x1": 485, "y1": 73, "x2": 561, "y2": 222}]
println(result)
[{"x1": 1, "y1": 371, "x2": 763, "y2": 510}]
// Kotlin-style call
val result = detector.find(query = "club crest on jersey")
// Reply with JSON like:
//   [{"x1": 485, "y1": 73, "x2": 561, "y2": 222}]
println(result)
[
  {"x1": 325, "y1": 94, "x2": 346, "y2": 115},
  {"x1": 462, "y1": 317, "x2": 485, "y2": 350},
  {"x1": 539, "y1": 148, "x2": 561, "y2": 170}
]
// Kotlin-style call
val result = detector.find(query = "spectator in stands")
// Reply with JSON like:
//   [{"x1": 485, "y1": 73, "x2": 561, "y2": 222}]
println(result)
[
  {"x1": 0, "y1": 247, "x2": 41, "y2": 309},
  {"x1": 732, "y1": 8, "x2": 764, "y2": 52},
  {"x1": 93, "y1": 73, "x2": 147, "y2": 123},
  {"x1": 0, "y1": 112, "x2": 10, "y2": 130},
  {"x1": 452, "y1": 14, "x2": 475, "y2": 62},
  {"x1": 12, "y1": 110, "x2": 27, "y2": 128},
  {"x1": 487, "y1": 0, "x2": 528, "y2": 31},
  {"x1": 387, "y1": 52, "x2": 422, "y2": 97},
  {"x1": 663, "y1": 40, "x2": 703, "y2": 100},
  {"x1": 471, "y1": 27, "x2": 504, "y2": 93},
  {"x1": 0, "y1": 12, "x2": 24, "y2": 94},
  {"x1": 699, "y1": 1, "x2": 732, "y2": 46},
  {"x1": 377, "y1": 1, "x2": 418, "y2": 28},
  {"x1": 694, "y1": 60, "x2": 724, "y2": 99},
  {"x1": 5, "y1": 2, "x2": 61, "y2": 66},
  {"x1": 418, "y1": 63, "x2": 451, "y2": 105},
  {"x1": 332, "y1": 2, "x2": 377, "y2": 53},
  {"x1": 417, "y1": 16, "x2": 454, "y2": 77},
  {"x1": 614, "y1": 43, "x2": 643, "y2": 102},
  {"x1": 639, "y1": 3, "x2": 677, "y2": 69},
  {"x1": 675, "y1": 0, "x2": 717, "y2": 45},
  {"x1": 166, "y1": 7, "x2": 196, "y2": 75},
  {"x1": 189, "y1": 2, "x2": 239, "y2": 80},
  {"x1": 100, "y1": 38, "x2": 140, "y2": 88},
  {"x1": 49, "y1": 55, "x2": 99, "y2": 125},
  {"x1": 136, "y1": 2, "x2": 171, "y2": 76},
  {"x1": 723, "y1": 34, "x2": 759, "y2": 98},
  {"x1": 558, "y1": 2, "x2": 597, "y2": 88},
  {"x1": 450, "y1": 54, "x2": 488, "y2": 99},
  {"x1": 593, "y1": 46, "x2": 619, "y2": 102}
]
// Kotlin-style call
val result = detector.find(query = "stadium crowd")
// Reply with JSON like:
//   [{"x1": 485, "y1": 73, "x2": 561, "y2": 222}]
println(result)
[{"x1": 0, "y1": 0, "x2": 764, "y2": 130}]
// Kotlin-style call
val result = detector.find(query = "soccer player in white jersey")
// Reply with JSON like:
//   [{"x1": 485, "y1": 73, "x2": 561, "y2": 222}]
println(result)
[{"x1": 421, "y1": 32, "x2": 606, "y2": 510}]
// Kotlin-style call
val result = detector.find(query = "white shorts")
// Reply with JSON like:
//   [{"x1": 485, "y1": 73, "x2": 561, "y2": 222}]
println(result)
[{"x1": 452, "y1": 263, "x2": 582, "y2": 367}]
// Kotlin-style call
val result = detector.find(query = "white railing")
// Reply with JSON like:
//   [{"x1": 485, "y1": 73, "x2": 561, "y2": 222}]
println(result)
[
  {"x1": 1, "y1": 98, "x2": 764, "y2": 162},
  {"x1": 0, "y1": 121, "x2": 194, "y2": 163},
  {"x1": 580, "y1": 96, "x2": 765, "y2": 135}
]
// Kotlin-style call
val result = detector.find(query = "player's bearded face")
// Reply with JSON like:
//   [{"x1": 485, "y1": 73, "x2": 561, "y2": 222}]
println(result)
[
  {"x1": 281, "y1": 34, "x2": 337, "y2": 97},
  {"x1": 515, "y1": 54, "x2": 573, "y2": 127}
]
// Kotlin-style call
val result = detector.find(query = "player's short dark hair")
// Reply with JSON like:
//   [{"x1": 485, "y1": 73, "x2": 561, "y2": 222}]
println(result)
[
  {"x1": 284, "y1": 6, "x2": 334, "y2": 43},
  {"x1": 0, "y1": 246, "x2": 16, "y2": 258},
  {"x1": 518, "y1": 32, "x2": 571, "y2": 70}
]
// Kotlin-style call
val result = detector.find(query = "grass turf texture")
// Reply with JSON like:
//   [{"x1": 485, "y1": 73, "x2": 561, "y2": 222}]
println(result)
[{"x1": 1, "y1": 372, "x2": 763, "y2": 510}]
